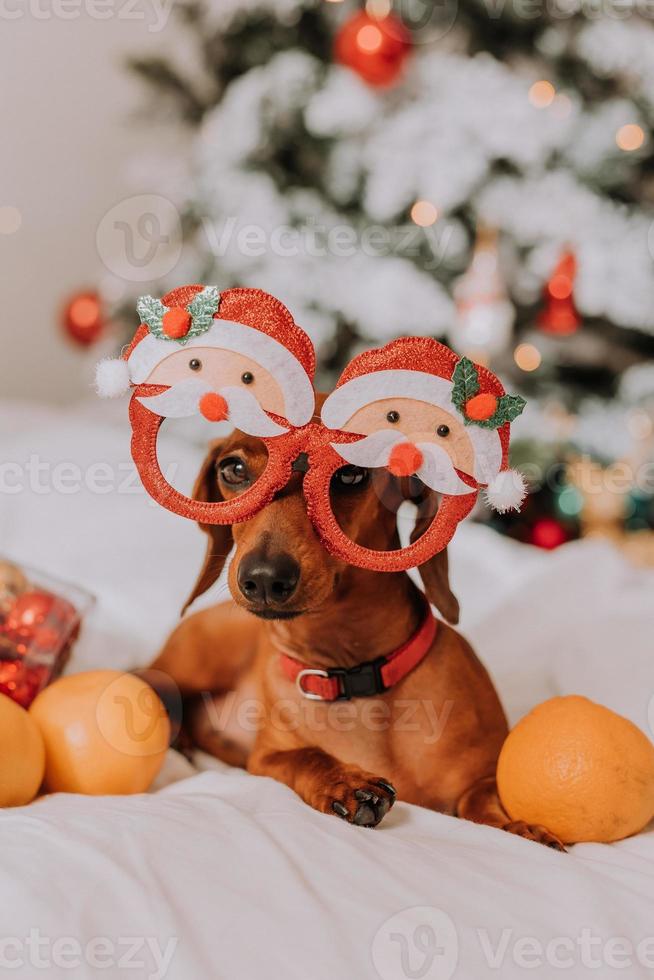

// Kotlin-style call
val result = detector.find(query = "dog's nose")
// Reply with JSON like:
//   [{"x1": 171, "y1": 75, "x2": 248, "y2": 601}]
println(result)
[{"x1": 237, "y1": 551, "x2": 300, "y2": 605}]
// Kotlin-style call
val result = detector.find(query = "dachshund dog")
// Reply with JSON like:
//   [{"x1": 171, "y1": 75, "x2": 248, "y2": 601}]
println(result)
[{"x1": 144, "y1": 405, "x2": 564, "y2": 849}]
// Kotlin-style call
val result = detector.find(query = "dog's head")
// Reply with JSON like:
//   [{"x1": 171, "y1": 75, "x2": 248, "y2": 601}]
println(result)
[{"x1": 185, "y1": 404, "x2": 459, "y2": 624}]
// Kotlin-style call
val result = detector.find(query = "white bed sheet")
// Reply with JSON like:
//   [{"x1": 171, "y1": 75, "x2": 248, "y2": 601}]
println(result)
[{"x1": 1, "y1": 399, "x2": 653, "y2": 980}]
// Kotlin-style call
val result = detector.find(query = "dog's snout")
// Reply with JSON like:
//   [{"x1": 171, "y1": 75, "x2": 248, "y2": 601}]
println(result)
[{"x1": 237, "y1": 550, "x2": 300, "y2": 606}]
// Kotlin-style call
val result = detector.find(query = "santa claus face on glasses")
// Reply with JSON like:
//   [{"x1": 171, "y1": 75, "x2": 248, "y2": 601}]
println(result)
[
  {"x1": 327, "y1": 398, "x2": 480, "y2": 496},
  {"x1": 321, "y1": 365, "x2": 505, "y2": 498},
  {"x1": 137, "y1": 347, "x2": 289, "y2": 437}
]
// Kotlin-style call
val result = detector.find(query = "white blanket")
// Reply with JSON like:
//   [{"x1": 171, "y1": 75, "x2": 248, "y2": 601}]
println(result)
[{"x1": 1, "y1": 400, "x2": 654, "y2": 980}]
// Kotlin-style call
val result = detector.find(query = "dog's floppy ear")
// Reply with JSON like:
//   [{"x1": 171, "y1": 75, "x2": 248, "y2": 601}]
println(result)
[
  {"x1": 410, "y1": 492, "x2": 460, "y2": 625},
  {"x1": 182, "y1": 439, "x2": 234, "y2": 615}
]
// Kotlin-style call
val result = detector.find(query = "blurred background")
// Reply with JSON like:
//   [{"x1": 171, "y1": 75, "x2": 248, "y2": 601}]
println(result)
[{"x1": 3, "y1": 0, "x2": 654, "y2": 555}]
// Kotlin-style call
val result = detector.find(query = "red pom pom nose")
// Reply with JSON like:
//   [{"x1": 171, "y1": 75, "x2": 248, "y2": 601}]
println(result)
[
  {"x1": 199, "y1": 392, "x2": 229, "y2": 422},
  {"x1": 387, "y1": 442, "x2": 424, "y2": 477}
]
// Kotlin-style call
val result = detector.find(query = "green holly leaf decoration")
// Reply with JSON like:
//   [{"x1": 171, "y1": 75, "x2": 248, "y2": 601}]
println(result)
[
  {"x1": 450, "y1": 355, "x2": 526, "y2": 429},
  {"x1": 136, "y1": 295, "x2": 168, "y2": 337},
  {"x1": 451, "y1": 356, "x2": 480, "y2": 411},
  {"x1": 186, "y1": 286, "x2": 221, "y2": 341},
  {"x1": 471, "y1": 394, "x2": 527, "y2": 429},
  {"x1": 135, "y1": 286, "x2": 221, "y2": 344}
]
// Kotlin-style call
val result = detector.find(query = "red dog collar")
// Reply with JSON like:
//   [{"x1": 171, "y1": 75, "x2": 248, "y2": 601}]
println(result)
[{"x1": 280, "y1": 604, "x2": 437, "y2": 701}]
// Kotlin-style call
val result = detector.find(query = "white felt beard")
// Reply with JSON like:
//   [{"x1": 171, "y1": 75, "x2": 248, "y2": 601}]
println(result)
[
  {"x1": 333, "y1": 430, "x2": 475, "y2": 496},
  {"x1": 137, "y1": 378, "x2": 288, "y2": 437}
]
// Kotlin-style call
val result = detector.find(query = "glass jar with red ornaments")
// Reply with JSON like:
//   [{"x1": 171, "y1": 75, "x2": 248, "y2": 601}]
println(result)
[{"x1": 0, "y1": 561, "x2": 93, "y2": 708}]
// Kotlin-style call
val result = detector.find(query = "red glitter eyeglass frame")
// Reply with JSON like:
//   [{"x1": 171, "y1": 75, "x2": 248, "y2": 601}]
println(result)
[{"x1": 129, "y1": 389, "x2": 479, "y2": 573}]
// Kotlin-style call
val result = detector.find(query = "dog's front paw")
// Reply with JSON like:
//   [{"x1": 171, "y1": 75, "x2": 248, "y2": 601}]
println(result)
[
  {"x1": 330, "y1": 776, "x2": 397, "y2": 828},
  {"x1": 503, "y1": 820, "x2": 567, "y2": 852}
]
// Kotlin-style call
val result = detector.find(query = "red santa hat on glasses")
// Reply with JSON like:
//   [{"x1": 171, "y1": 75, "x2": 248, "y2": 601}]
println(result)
[
  {"x1": 321, "y1": 337, "x2": 527, "y2": 513},
  {"x1": 94, "y1": 284, "x2": 315, "y2": 428}
]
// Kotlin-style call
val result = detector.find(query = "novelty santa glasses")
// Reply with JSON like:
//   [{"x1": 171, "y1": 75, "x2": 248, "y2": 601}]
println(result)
[{"x1": 96, "y1": 284, "x2": 527, "y2": 572}]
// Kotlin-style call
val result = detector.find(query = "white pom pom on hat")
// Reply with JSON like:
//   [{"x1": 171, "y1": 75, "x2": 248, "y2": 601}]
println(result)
[
  {"x1": 94, "y1": 357, "x2": 131, "y2": 398},
  {"x1": 484, "y1": 468, "x2": 527, "y2": 513}
]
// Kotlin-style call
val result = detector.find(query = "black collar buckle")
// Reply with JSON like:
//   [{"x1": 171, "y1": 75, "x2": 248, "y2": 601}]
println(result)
[{"x1": 328, "y1": 656, "x2": 387, "y2": 700}]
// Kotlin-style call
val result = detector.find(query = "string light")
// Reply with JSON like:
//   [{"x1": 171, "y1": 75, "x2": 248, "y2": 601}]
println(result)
[
  {"x1": 514, "y1": 343, "x2": 542, "y2": 372},
  {"x1": 357, "y1": 23, "x2": 384, "y2": 52},
  {"x1": 528, "y1": 81, "x2": 556, "y2": 109},
  {"x1": 410, "y1": 200, "x2": 439, "y2": 227},
  {"x1": 616, "y1": 124, "x2": 645, "y2": 152}
]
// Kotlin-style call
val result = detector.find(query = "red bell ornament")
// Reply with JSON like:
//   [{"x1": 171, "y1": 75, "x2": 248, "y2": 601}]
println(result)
[
  {"x1": 335, "y1": 11, "x2": 412, "y2": 88},
  {"x1": 538, "y1": 250, "x2": 581, "y2": 336}
]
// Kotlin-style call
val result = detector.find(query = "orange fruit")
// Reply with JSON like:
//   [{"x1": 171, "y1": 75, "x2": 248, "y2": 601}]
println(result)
[
  {"x1": 0, "y1": 693, "x2": 45, "y2": 806},
  {"x1": 497, "y1": 695, "x2": 654, "y2": 844},
  {"x1": 30, "y1": 671, "x2": 170, "y2": 796}
]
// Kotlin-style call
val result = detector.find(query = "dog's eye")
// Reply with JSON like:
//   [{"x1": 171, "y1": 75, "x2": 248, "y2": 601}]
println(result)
[
  {"x1": 189, "y1": 358, "x2": 202, "y2": 371},
  {"x1": 218, "y1": 457, "x2": 250, "y2": 486},
  {"x1": 437, "y1": 424, "x2": 450, "y2": 438},
  {"x1": 332, "y1": 465, "x2": 369, "y2": 489}
]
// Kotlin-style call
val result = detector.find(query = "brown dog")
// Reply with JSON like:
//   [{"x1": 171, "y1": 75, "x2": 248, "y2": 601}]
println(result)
[{"x1": 146, "y1": 409, "x2": 564, "y2": 849}]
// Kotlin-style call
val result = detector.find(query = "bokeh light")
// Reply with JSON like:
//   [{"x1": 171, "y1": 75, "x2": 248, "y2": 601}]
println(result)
[
  {"x1": 514, "y1": 343, "x2": 542, "y2": 372},
  {"x1": 528, "y1": 81, "x2": 556, "y2": 108},
  {"x1": 616, "y1": 124, "x2": 645, "y2": 152},
  {"x1": 357, "y1": 24, "x2": 383, "y2": 52},
  {"x1": 410, "y1": 200, "x2": 439, "y2": 227}
]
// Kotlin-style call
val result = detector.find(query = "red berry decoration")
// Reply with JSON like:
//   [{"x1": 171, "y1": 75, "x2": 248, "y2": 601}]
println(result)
[
  {"x1": 335, "y1": 12, "x2": 412, "y2": 88},
  {"x1": 61, "y1": 291, "x2": 104, "y2": 347},
  {"x1": 162, "y1": 306, "x2": 191, "y2": 339},
  {"x1": 465, "y1": 392, "x2": 499, "y2": 422}
]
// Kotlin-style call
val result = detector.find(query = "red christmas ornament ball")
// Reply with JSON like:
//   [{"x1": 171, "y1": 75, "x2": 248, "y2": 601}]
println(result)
[
  {"x1": 530, "y1": 518, "x2": 568, "y2": 551},
  {"x1": 4, "y1": 591, "x2": 77, "y2": 646},
  {"x1": 0, "y1": 591, "x2": 78, "y2": 708},
  {"x1": 61, "y1": 291, "x2": 104, "y2": 347},
  {"x1": 335, "y1": 12, "x2": 412, "y2": 88}
]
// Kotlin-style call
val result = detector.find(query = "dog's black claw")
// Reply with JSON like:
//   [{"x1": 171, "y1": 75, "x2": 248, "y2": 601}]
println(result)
[
  {"x1": 374, "y1": 779, "x2": 397, "y2": 802},
  {"x1": 353, "y1": 793, "x2": 391, "y2": 828},
  {"x1": 354, "y1": 788, "x2": 378, "y2": 804},
  {"x1": 332, "y1": 801, "x2": 349, "y2": 819}
]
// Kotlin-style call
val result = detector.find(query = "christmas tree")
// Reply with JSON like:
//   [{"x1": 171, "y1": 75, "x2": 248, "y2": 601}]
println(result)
[
  {"x1": 105, "y1": 0, "x2": 654, "y2": 549},
  {"x1": 124, "y1": 0, "x2": 654, "y2": 389}
]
